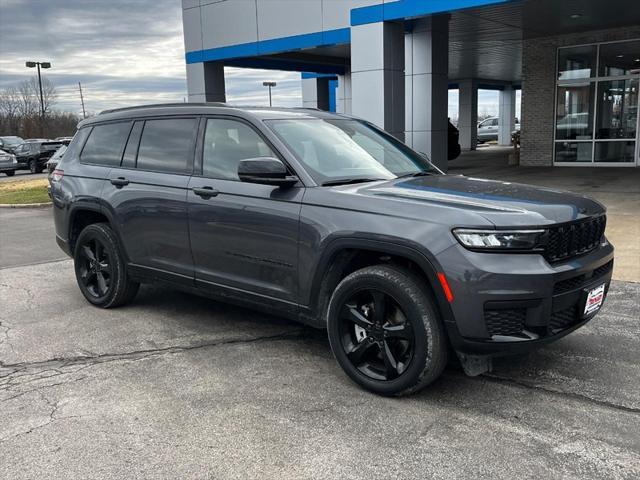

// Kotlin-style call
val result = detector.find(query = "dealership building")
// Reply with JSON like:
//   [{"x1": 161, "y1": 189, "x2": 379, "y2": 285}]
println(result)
[{"x1": 181, "y1": 0, "x2": 640, "y2": 170}]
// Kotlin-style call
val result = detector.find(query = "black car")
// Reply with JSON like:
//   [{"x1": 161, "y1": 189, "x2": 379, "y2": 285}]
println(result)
[
  {"x1": 49, "y1": 104, "x2": 613, "y2": 396},
  {"x1": 14, "y1": 140, "x2": 66, "y2": 174}
]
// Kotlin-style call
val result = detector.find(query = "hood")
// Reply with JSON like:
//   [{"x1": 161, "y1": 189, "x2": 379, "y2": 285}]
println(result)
[{"x1": 351, "y1": 174, "x2": 605, "y2": 227}]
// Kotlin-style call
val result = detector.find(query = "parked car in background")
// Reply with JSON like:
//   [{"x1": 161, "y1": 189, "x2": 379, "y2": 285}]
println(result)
[
  {"x1": 54, "y1": 136, "x2": 74, "y2": 142},
  {"x1": 477, "y1": 117, "x2": 520, "y2": 143},
  {"x1": 46, "y1": 144, "x2": 67, "y2": 174},
  {"x1": 0, "y1": 149, "x2": 18, "y2": 176},
  {"x1": 50, "y1": 104, "x2": 613, "y2": 396},
  {"x1": 14, "y1": 140, "x2": 66, "y2": 173},
  {"x1": 24, "y1": 138, "x2": 51, "y2": 143},
  {"x1": 0, "y1": 136, "x2": 24, "y2": 154}
]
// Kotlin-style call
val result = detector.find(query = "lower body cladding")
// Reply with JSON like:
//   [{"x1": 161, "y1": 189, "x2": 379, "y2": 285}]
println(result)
[{"x1": 436, "y1": 242, "x2": 614, "y2": 373}]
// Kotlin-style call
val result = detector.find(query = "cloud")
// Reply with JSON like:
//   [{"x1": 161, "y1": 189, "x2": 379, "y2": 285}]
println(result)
[{"x1": 0, "y1": 0, "x2": 301, "y2": 114}]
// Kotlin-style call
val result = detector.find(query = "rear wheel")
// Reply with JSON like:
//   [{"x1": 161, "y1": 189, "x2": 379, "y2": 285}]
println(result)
[
  {"x1": 73, "y1": 223, "x2": 139, "y2": 308},
  {"x1": 327, "y1": 265, "x2": 447, "y2": 396},
  {"x1": 29, "y1": 159, "x2": 40, "y2": 174},
  {"x1": 4, "y1": 170, "x2": 15, "y2": 176}
]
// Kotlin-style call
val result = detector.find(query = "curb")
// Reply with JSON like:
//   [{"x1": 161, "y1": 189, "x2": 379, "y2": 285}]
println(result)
[{"x1": 0, "y1": 202, "x2": 52, "y2": 209}]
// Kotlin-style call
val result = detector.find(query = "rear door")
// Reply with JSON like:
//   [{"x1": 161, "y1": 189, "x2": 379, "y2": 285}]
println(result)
[
  {"x1": 187, "y1": 116, "x2": 303, "y2": 306},
  {"x1": 102, "y1": 116, "x2": 198, "y2": 283}
]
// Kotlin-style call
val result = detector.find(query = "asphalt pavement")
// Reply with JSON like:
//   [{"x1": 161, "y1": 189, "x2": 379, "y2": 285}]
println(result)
[
  {"x1": 1, "y1": 208, "x2": 639, "y2": 479},
  {"x1": 0, "y1": 171, "x2": 48, "y2": 183}
]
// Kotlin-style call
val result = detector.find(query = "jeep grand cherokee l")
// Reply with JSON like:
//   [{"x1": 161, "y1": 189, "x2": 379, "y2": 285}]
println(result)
[{"x1": 49, "y1": 104, "x2": 614, "y2": 396}]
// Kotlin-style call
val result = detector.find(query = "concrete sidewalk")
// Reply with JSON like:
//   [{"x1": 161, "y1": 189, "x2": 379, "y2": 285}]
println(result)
[{"x1": 449, "y1": 146, "x2": 640, "y2": 282}]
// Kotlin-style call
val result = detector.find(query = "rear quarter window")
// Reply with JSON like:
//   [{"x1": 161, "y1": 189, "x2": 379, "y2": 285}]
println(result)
[{"x1": 80, "y1": 121, "x2": 132, "y2": 166}]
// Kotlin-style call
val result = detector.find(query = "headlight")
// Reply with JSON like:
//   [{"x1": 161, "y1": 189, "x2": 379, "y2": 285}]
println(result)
[{"x1": 453, "y1": 228, "x2": 545, "y2": 250}]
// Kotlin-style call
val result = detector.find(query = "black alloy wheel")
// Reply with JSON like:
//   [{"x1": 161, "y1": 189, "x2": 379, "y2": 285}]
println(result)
[
  {"x1": 327, "y1": 265, "x2": 447, "y2": 396},
  {"x1": 73, "y1": 223, "x2": 139, "y2": 308},
  {"x1": 77, "y1": 237, "x2": 113, "y2": 300},
  {"x1": 339, "y1": 289, "x2": 415, "y2": 381}
]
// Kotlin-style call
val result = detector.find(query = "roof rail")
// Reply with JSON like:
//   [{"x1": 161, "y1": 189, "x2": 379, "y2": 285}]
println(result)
[{"x1": 99, "y1": 102, "x2": 228, "y2": 115}]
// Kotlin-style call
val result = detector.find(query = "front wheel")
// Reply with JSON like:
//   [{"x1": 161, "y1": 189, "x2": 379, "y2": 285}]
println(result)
[
  {"x1": 327, "y1": 265, "x2": 447, "y2": 396},
  {"x1": 73, "y1": 223, "x2": 139, "y2": 308}
]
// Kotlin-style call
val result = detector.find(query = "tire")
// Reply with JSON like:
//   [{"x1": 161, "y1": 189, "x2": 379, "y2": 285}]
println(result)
[
  {"x1": 29, "y1": 159, "x2": 38, "y2": 174},
  {"x1": 327, "y1": 264, "x2": 447, "y2": 396},
  {"x1": 73, "y1": 223, "x2": 139, "y2": 308},
  {"x1": 5, "y1": 170, "x2": 15, "y2": 176}
]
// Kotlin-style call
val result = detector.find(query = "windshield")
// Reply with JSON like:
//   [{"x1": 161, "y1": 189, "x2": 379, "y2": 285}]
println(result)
[{"x1": 267, "y1": 119, "x2": 440, "y2": 185}]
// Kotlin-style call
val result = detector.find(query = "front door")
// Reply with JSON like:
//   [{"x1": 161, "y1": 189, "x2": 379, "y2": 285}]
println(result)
[{"x1": 188, "y1": 117, "x2": 302, "y2": 307}]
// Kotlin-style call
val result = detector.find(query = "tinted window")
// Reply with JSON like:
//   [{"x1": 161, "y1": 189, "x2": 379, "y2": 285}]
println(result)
[
  {"x1": 202, "y1": 118, "x2": 275, "y2": 180},
  {"x1": 136, "y1": 118, "x2": 196, "y2": 174},
  {"x1": 122, "y1": 121, "x2": 143, "y2": 168},
  {"x1": 80, "y1": 122, "x2": 132, "y2": 166}
]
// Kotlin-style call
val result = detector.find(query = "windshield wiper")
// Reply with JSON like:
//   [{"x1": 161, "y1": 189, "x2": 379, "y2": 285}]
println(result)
[
  {"x1": 396, "y1": 171, "x2": 434, "y2": 179},
  {"x1": 321, "y1": 178, "x2": 387, "y2": 187}
]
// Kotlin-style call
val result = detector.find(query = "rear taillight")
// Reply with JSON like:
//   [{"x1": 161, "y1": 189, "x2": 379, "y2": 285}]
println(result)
[{"x1": 51, "y1": 169, "x2": 64, "y2": 182}]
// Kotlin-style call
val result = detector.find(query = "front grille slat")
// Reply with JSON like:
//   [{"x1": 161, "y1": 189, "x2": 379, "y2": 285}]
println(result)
[
  {"x1": 545, "y1": 215, "x2": 606, "y2": 263},
  {"x1": 549, "y1": 305, "x2": 579, "y2": 332}
]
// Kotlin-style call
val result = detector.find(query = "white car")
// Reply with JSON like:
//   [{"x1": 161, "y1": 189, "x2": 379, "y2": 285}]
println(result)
[
  {"x1": 477, "y1": 117, "x2": 521, "y2": 143},
  {"x1": 0, "y1": 149, "x2": 18, "y2": 176}
]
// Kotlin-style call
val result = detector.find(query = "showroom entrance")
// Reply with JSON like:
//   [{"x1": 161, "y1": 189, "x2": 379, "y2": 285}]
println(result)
[{"x1": 554, "y1": 38, "x2": 640, "y2": 166}]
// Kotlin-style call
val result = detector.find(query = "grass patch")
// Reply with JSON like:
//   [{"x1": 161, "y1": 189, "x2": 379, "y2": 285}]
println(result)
[{"x1": 0, "y1": 177, "x2": 50, "y2": 204}]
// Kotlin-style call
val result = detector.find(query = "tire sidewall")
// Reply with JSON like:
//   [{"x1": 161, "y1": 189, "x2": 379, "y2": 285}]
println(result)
[{"x1": 327, "y1": 267, "x2": 440, "y2": 396}]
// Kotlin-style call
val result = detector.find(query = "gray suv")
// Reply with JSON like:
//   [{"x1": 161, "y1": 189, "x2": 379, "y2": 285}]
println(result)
[{"x1": 50, "y1": 104, "x2": 614, "y2": 396}]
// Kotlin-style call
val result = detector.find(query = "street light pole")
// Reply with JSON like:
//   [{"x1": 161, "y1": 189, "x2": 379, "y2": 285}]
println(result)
[
  {"x1": 25, "y1": 61, "x2": 52, "y2": 119},
  {"x1": 262, "y1": 81, "x2": 276, "y2": 107}
]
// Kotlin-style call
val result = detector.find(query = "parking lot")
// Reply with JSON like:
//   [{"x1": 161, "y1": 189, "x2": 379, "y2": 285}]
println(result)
[{"x1": 1, "y1": 161, "x2": 639, "y2": 479}]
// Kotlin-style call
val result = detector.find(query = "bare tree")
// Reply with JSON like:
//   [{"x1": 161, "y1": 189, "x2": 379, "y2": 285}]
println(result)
[
  {"x1": 0, "y1": 86, "x2": 21, "y2": 133},
  {"x1": 17, "y1": 76, "x2": 57, "y2": 117}
]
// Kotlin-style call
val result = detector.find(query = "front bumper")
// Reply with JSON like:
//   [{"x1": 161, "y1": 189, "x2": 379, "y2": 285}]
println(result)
[{"x1": 437, "y1": 240, "x2": 614, "y2": 355}]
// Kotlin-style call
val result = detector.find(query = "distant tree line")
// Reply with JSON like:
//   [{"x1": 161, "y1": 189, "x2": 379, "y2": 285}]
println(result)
[{"x1": 0, "y1": 78, "x2": 81, "y2": 139}]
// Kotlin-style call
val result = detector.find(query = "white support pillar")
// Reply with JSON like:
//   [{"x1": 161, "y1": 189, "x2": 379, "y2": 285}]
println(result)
[
  {"x1": 498, "y1": 86, "x2": 516, "y2": 146},
  {"x1": 186, "y1": 62, "x2": 226, "y2": 103},
  {"x1": 404, "y1": 15, "x2": 449, "y2": 171},
  {"x1": 458, "y1": 79, "x2": 478, "y2": 151},
  {"x1": 351, "y1": 22, "x2": 405, "y2": 140},
  {"x1": 336, "y1": 70, "x2": 352, "y2": 114},
  {"x1": 302, "y1": 77, "x2": 319, "y2": 109}
]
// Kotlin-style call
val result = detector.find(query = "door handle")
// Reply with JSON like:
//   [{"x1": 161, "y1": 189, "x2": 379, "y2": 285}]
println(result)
[
  {"x1": 193, "y1": 186, "x2": 219, "y2": 199},
  {"x1": 110, "y1": 177, "x2": 129, "y2": 188}
]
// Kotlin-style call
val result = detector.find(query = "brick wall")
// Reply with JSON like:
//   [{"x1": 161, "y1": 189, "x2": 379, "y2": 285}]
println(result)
[{"x1": 521, "y1": 27, "x2": 640, "y2": 167}]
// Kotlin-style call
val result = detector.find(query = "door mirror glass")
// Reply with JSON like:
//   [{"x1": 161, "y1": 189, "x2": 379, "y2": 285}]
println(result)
[{"x1": 238, "y1": 157, "x2": 298, "y2": 187}]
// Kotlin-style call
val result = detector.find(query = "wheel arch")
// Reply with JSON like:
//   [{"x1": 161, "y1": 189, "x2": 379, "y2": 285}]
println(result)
[
  {"x1": 68, "y1": 202, "x2": 127, "y2": 260},
  {"x1": 302, "y1": 237, "x2": 455, "y2": 328}
]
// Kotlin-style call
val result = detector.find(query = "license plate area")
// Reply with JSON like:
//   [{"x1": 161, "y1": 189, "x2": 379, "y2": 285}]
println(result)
[{"x1": 582, "y1": 283, "x2": 605, "y2": 318}]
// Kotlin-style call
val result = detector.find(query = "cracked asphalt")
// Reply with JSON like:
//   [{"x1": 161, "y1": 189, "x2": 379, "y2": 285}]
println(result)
[{"x1": 1, "y1": 208, "x2": 639, "y2": 479}]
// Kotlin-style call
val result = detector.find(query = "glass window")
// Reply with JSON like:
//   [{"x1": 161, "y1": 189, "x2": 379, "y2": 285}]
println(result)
[
  {"x1": 595, "y1": 79, "x2": 638, "y2": 139},
  {"x1": 599, "y1": 40, "x2": 640, "y2": 77},
  {"x1": 558, "y1": 45, "x2": 597, "y2": 80},
  {"x1": 555, "y1": 83, "x2": 594, "y2": 140},
  {"x1": 136, "y1": 118, "x2": 197, "y2": 174},
  {"x1": 122, "y1": 121, "x2": 143, "y2": 168},
  {"x1": 555, "y1": 141, "x2": 593, "y2": 163},
  {"x1": 80, "y1": 122, "x2": 132, "y2": 166},
  {"x1": 595, "y1": 141, "x2": 636, "y2": 162},
  {"x1": 268, "y1": 119, "x2": 439, "y2": 185},
  {"x1": 202, "y1": 118, "x2": 275, "y2": 180}
]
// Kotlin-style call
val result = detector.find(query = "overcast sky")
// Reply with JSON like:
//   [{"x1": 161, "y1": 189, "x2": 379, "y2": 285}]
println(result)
[{"x1": 0, "y1": 0, "x2": 517, "y2": 119}]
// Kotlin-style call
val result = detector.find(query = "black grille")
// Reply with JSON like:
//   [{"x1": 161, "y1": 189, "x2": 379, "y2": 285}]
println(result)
[
  {"x1": 485, "y1": 309, "x2": 526, "y2": 337},
  {"x1": 593, "y1": 260, "x2": 613, "y2": 278},
  {"x1": 553, "y1": 260, "x2": 613, "y2": 295},
  {"x1": 545, "y1": 215, "x2": 606, "y2": 263},
  {"x1": 549, "y1": 305, "x2": 578, "y2": 332}
]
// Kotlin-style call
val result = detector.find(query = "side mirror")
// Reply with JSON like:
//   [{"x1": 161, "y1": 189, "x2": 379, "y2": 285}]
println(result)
[{"x1": 238, "y1": 157, "x2": 298, "y2": 187}]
